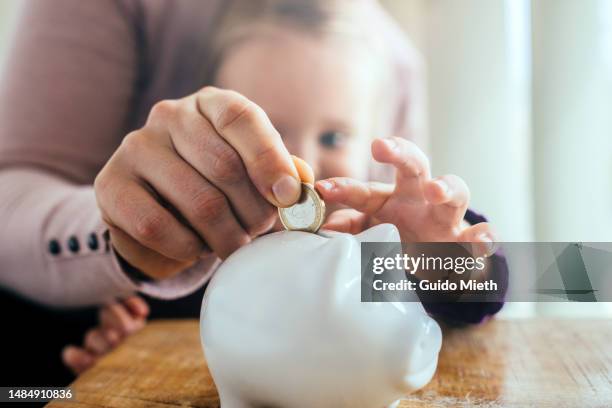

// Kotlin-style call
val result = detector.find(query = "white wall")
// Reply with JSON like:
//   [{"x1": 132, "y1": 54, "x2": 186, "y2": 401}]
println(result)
[
  {"x1": 532, "y1": 0, "x2": 612, "y2": 317},
  {"x1": 532, "y1": 0, "x2": 612, "y2": 243}
]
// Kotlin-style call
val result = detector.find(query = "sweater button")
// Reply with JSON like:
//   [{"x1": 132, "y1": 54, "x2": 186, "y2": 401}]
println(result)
[
  {"x1": 67, "y1": 236, "x2": 80, "y2": 253},
  {"x1": 48, "y1": 239, "x2": 61, "y2": 256},
  {"x1": 87, "y1": 233, "x2": 99, "y2": 250}
]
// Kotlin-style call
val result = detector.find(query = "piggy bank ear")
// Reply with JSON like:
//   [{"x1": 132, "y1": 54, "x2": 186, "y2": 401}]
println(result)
[{"x1": 355, "y1": 223, "x2": 401, "y2": 243}]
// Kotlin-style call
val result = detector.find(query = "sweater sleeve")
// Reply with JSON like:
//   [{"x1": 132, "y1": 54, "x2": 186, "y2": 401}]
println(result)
[
  {"x1": 0, "y1": 0, "x2": 218, "y2": 307},
  {"x1": 0, "y1": 170, "x2": 220, "y2": 309}
]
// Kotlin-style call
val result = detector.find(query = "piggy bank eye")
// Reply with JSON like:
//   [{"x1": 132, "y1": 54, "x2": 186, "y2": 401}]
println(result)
[{"x1": 319, "y1": 131, "x2": 347, "y2": 150}]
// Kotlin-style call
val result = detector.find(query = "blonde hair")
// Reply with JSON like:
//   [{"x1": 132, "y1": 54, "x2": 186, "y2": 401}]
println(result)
[{"x1": 204, "y1": 0, "x2": 391, "y2": 84}]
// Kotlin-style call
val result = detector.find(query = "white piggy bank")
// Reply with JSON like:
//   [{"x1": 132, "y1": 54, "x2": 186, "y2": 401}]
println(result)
[{"x1": 200, "y1": 224, "x2": 442, "y2": 408}]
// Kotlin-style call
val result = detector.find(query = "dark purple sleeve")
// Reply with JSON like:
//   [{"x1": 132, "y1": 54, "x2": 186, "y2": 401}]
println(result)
[{"x1": 421, "y1": 209, "x2": 509, "y2": 325}]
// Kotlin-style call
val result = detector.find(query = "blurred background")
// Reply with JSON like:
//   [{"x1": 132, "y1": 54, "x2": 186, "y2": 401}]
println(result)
[{"x1": 0, "y1": 0, "x2": 610, "y2": 318}]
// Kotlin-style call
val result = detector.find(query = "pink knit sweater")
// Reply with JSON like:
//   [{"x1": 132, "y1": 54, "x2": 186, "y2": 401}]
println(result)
[{"x1": 0, "y1": 0, "x2": 422, "y2": 306}]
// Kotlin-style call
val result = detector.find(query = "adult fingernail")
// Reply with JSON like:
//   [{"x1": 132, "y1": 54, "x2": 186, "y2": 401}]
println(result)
[
  {"x1": 383, "y1": 137, "x2": 399, "y2": 152},
  {"x1": 273, "y1": 175, "x2": 300, "y2": 207}
]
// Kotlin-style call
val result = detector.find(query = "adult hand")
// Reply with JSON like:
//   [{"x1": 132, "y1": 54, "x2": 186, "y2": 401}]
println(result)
[{"x1": 95, "y1": 87, "x2": 312, "y2": 279}]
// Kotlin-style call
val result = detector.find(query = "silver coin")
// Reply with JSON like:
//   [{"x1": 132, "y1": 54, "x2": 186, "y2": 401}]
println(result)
[{"x1": 278, "y1": 183, "x2": 326, "y2": 233}]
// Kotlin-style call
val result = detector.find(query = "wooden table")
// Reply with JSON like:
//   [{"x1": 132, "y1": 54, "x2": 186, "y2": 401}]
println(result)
[{"x1": 47, "y1": 319, "x2": 612, "y2": 407}]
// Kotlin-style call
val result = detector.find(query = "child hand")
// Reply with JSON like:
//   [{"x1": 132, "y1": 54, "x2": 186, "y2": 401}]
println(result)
[
  {"x1": 316, "y1": 137, "x2": 496, "y2": 257},
  {"x1": 62, "y1": 296, "x2": 149, "y2": 375}
]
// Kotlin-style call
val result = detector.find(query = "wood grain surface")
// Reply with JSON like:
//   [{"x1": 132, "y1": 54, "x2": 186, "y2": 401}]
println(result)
[{"x1": 46, "y1": 319, "x2": 612, "y2": 408}]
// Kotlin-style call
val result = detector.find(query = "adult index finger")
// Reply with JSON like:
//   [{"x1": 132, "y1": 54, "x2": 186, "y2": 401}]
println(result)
[{"x1": 197, "y1": 87, "x2": 301, "y2": 208}]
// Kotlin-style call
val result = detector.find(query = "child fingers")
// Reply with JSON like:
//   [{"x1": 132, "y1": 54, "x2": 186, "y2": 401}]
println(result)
[
  {"x1": 371, "y1": 137, "x2": 431, "y2": 202},
  {"x1": 62, "y1": 345, "x2": 96, "y2": 375},
  {"x1": 321, "y1": 209, "x2": 369, "y2": 235},
  {"x1": 103, "y1": 328, "x2": 121, "y2": 347},
  {"x1": 424, "y1": 175, "x2": 470, "y2": 227},
  {"x1": 316, "y1": 178, "x2": 393, "y2": 215},
  {"x1": 84, "y1": 328, "x2": 113, "y2": 355},
  {"x1": 122, "y1": 296, "x2": 150, "y2": 318},
  {"x1": 100, "y1": 302, "x2": 143, "y2": 335},
  {"x1": 457, "y1": 222, "x2": 499, "y2": 258}
]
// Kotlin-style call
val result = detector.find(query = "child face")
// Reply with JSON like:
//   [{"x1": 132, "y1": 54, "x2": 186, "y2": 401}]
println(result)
[{"x1": 215, "y1": 26, "x2": 383, "y2": 182}]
